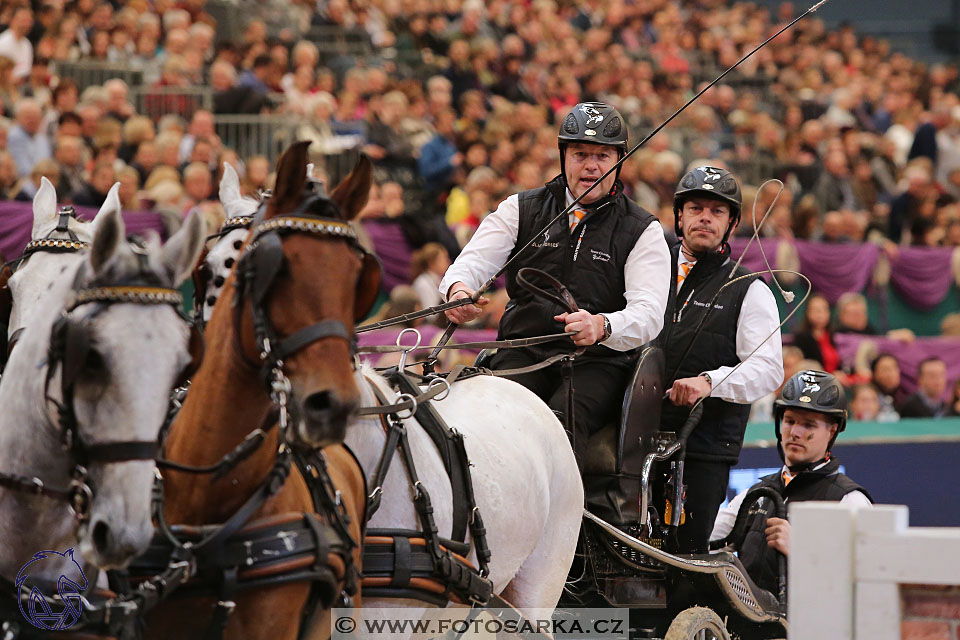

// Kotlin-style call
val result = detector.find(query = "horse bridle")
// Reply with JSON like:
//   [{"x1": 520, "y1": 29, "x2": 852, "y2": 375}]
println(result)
[
  {"x1": 0, "y1": 206, "x2": 90, "y2": 365},
  {"x1": 232, "y1": 183, "x2": 380, "y2": 407},
  {"x1": 0, "y1": 243, "x2": 187, "y2": 523}
]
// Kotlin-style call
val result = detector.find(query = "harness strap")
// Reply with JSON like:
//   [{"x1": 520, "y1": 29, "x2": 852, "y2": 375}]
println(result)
[
  {"x1": 82, "y1": 441, "x2": 158, "y2": 463},
  {"x1": 357, "y1": 364, "x2": 466, "y2": 416},
  {"x1": 356, "y1": 331, "x2": 574, "y2": 354},
  {"x1": 272, "y1": 319, "x2": 352, "y2": 361}
]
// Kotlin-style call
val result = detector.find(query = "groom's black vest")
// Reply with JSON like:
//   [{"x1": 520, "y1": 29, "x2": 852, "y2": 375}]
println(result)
[
  {"x1": 498, "y1": 176, "x2": 657, "y2": 368},
  {"x1": 658, "y1": 242, "x2": 758, "y2": 463}
]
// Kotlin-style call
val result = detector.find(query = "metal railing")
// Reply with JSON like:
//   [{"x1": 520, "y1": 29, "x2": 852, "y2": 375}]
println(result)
[
  {"x1": 132, "y1": 86, "x2": 214, "y2": 122},
  {"x1": 214, "y1": 114, "x2": 299, "y2": 163},
  {"x1": 51, "y1": 60, "x2": 144, "y2": 92}
]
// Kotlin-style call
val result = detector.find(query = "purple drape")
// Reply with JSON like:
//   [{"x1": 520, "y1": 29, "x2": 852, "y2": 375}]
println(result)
[
  {"x1": 362, "y1": 219, "x2": 412, "y2": 292},
  {"x1": 834, "y1": 333, "x2": 960, "y2": 398},
  {"x1": 730, "y1": 238, "x2": 881, "y2": 303},
  {"x1": 0, "y1": 202, "x2": 167, "y2": 261},
  {"x1": 729, "y1": 238, "x2": 781, "y2": 282},
  {"x1": 888, "y1": 246, "x2": 956, "y2": 311}
]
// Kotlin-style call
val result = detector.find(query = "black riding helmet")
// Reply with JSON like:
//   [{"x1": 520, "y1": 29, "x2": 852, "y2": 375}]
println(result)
[
  {"x1": 673, "y1": 166, "x2": 742, "y2": 241},
  {"x1": 774, "y1": 369, "x2": 848, "y2": 464},
  {"x1": 558, "y1": 102, "x2": 628, "y2": 187}
]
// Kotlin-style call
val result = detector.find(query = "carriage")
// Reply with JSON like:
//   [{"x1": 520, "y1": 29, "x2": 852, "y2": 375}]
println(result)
[{"x1": 555, "y1": 344, "x2": 790, "y2": 640}]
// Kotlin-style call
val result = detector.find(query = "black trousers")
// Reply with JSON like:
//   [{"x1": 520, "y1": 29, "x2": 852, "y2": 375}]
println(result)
[
  {"x1": 490, "y1": 349, "x2": 630, "y2": 472},
  {"x1": 675, "y1": 459, "x2": 731, "y2": 554}
]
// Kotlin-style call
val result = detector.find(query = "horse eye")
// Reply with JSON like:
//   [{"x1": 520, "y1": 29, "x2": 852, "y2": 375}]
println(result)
[{"x1": 84, "y1": 348, "x2": 106, "y2": 373}]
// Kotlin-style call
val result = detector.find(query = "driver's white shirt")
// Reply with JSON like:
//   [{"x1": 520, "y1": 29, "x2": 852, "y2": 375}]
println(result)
[{"x1": 439, "y1": 189, "x2": 671, "y2": 352}]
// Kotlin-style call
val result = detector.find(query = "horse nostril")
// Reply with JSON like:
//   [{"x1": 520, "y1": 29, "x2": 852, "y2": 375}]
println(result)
[
  {"x1": 304, "y1": 391, "x2": 333, "y2": 419},
  {"x1": 91, "y1": 520, "x2": 112, "y2": 556}
]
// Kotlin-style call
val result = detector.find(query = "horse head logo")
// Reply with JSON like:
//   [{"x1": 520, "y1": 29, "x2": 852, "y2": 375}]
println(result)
[
  {"x1": 15, "y1": 549, "x2": 87, "y2": 631},
  {"x1": 578, "y1": 104, "x2": 604, "y2": 126},
  {"x1": 799, "y1": 373, "x2": 821, "y2": 395}
]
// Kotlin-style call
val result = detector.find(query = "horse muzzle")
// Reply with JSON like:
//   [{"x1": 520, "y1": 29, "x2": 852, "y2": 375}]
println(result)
[{"x1": 296, "y1": 390, "x2": 356, "y2": 448}]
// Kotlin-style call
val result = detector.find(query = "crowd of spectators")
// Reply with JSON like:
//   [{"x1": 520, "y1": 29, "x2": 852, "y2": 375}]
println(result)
[{"x1": 0, "y1": 0, "x2": 958, "y2": 417}]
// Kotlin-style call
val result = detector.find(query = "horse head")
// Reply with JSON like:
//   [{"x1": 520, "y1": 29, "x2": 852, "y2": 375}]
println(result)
[
  {"x1": 52, "y1": 198, "x2": 204, "y2": 567},
  {"x1": 232, "y1": 141, "x2": 378, "y2": 448}
]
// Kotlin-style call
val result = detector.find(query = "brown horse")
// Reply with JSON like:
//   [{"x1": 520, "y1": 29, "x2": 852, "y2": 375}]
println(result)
[{"x1": 144, "y1": 143, "x2": 376, "y2": 639}]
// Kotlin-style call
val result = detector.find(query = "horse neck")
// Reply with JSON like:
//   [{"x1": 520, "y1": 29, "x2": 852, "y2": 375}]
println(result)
[
  {"x1": 161, "y1": 279, "x2": 281, "y2": 524},
  {"x1": 0, "y1": 300, "x2": 82, "y2": 579}
]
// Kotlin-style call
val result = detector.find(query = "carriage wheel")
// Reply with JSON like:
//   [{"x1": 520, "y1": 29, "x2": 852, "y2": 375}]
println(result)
[{"x1": 663, "y1": 607, "x2": 731, "y2": 640}]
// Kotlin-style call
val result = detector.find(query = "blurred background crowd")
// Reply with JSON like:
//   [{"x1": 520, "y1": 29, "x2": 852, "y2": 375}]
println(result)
[{"x1": 0, "y1": 0, "x2": 958, "y2": 421}]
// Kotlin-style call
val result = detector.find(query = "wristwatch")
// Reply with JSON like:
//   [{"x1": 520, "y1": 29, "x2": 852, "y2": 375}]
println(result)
[
  {"x1": 600, "y1": 315, "x2": 612, "y2": 342},
  {"x1": 702, "y1": 372, "x2": 713, "y2": 388}
]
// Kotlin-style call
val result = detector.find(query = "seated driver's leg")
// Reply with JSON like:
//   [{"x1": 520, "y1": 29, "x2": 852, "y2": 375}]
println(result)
[{"x1": 547, "y1": 360, "x2": 630, "y2": 473}]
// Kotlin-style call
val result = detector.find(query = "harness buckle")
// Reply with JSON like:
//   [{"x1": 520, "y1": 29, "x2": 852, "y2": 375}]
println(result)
[
  {"x1": 395, "y1": 393, "x2": 417, "y2": 420},
  {"x1": 395, "y1": 328, "x2": 422, "y2": 371},
  {"x1": 30, "y1": 477, "x2": 45, "y2": 493},
  {"x1": 260, "y1": 337, "x2": 272, "y2": 359},
  {"x1": 68, "y1": 466, "x2": 93, "y2": 522},
  {"x1": 427, "y1": 376, "x2": 451, "y2": 402}
]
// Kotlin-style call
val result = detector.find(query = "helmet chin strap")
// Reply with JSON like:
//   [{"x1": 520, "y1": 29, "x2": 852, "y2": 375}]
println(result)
[{"x1": 786, "y1": 453, "x2": 830, "y2": 474}]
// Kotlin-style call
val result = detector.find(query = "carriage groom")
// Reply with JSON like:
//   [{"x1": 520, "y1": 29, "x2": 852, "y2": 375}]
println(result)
[{"x1": 439, "y1": 101, "x2": 672, "y2": 471}]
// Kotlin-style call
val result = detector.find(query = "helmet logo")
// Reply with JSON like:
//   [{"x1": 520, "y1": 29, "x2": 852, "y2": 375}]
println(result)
[
  {"x1": 799, "y1": 396, "x2": 812, "y2": 403},
  {"x1": 800, "y1": 373, "x2": 821, "y2": 394},
  {"x1": 579, "y1": 104, "x2": 604, "y2": 126},
  {"x1": 701, "y1": 184, "x2": 714, "y2": 190},
  {"x1": 703, "y1": 172, "x2": 721, "y2": 183},
  {"x1": 585, "y1": 129, "x2": 596, "y2": 136}
]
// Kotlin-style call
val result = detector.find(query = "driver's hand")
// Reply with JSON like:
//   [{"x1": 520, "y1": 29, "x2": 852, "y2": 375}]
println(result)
[
  {"x1": 667, "y1": 375, "x2": 712, "y2": 407},
  {"x1": 765, "y1": 517, "x2": 791, "y2": 556},
  {"x1": 444, "y1": 285, "x2": 488, "y2": 324},
  {"x1": 554, "y1": 310, "x2": 603, "y2": 346}
]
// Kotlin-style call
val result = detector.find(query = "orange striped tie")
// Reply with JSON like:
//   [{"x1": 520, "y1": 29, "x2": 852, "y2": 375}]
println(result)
[
  {"x1": 782, "y1": 470, "x2": 794, "y2": 486},
  {"x1": 570, "y1": 209, "x2": 586, "y2": 230},
  {"x1": 677, "y1": 261, "x2": 693, "y2": 289}
]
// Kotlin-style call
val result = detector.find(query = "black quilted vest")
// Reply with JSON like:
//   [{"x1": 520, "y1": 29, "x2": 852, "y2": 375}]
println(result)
[
  {"x1": 658, "y1": 242, "x2": 758, "y2": 463},
  {"x1": 499, "y1": 175, "x2": 656, "y2": 367},
  {"x1": 737, "y1": 458, "x2": 873, "y2": 594}
]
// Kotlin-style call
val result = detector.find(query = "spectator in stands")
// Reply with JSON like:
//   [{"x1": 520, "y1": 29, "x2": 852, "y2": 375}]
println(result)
[
  {"x1": 211, "y1": 59, "x2": 269, "y2": 115},
  {"x1": 72, "y1": 160, "x2": 115, "y2": 208},
  {"x1": 0, "y1": 8, "x2": 33, "y2": 81},
  {"x1": 7, "y1": 98, "x2": 51, "y2": 179},
  {"x1": 103, "y1": 78, "x2": 134, "y2": 123},
  {"x1": 418, "y1": 108, "x2": 461, "y2": 196},
  {"x1": 871, "y1": 353, "x2": 905, "y2": 420},
  {"x1": 13, "y1": 158, "x2": 59, "y2": 202},
  {"x1": 41, "y1": 78, "x2": 78, "y2": 139},
  {"x1": 0, "y1": 150, "x2": 16, "y2": 200},
  {"x1": 53, "y1": 135, "x2": 86, "y2": 201},
  {"x1": 119, "y1": 116, "x2": 155, "y2": 165},
  {"x1": 792, "y1": 294, "x2": 841, "y2": 375},
  {"x1": 117, "y1": 165, "x2": 141, "y2": 210},
  {"x1": 850, "y1": 383, "x2": 883, "y2": 421},
  {"x1": 243, "y1": 155, "x2": 270, "y2": 195},
  {"x1": 410, "y1": 242, "x2": 450, "y2": 312},
  {"x1": 178, "y1": 110, "x2": 216, "y2": 165},
  {"x1": 22, "y1": 57, "x2": 51, "y2": 107},
  {"x1": 365, "y1": 90, "x2": 417, "y2": 175},
  {"x1": 949, "y1": 379, "x2": 960, "y2": 417},
  {"x1": 889, "y1": 164, "x2": 934, "y2": 243},
  {"x1": 56, "y1": 112, "x2": 82, "y2": 140},
  {"x1": 76, "y1": 103, "x2": 101, "y2": 148},
  {"x1": 813, "y1": 148, "x2": 861, "y2": 214},
  {"x1": 834, "y1": 292, "x2": 876, "y2": 335},
  {"x1": 182, "y1": 161, "x2": 214, "y2": 211},
  {"x1": 237, "y1": 54, "x2": 274, "y2": 96},
  {"x1": 0, "y1": 56, "x2": 18, "y2": 117},
  {"x1": 899, "y1": 357, "x2": 950, "y2": 418}
]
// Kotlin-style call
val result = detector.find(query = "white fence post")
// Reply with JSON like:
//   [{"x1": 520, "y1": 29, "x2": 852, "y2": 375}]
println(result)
[
  {"x1": 853, "y1": 506, "x2": 907, "y2": 640},
  {"x1": 789, "y1": 502, "x2": 855, "y2": 640}
]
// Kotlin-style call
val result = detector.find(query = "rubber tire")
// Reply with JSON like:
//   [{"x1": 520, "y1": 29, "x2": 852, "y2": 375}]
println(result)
[{"x1": 663, "y1": 607, "x2": 731, "y2": 640}]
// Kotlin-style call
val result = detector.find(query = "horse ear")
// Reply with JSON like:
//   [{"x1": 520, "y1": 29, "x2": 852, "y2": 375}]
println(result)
[
  {"x1": 268, "y1": 141, "x2": 312, "y2": 218},
  {"x1": 31, "y1": 177, "x2": 58, "y2": 239},
  {"x1": 89, "y1": 184, "x2": 125, "y2": 274},
  {"x1": 330, "y1": 153, "x2": 373, "y2": 222},
  {"x1": 159, "y1": 209, "x2": 206, "y2": 286},
  {"x1": 219, "y1": 162, "x2": 242, "y2": 207}
]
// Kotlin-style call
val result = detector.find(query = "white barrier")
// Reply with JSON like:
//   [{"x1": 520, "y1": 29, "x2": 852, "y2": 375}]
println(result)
[{"x1": 789, "y1": 503, "x2": 960, "y2": 640}]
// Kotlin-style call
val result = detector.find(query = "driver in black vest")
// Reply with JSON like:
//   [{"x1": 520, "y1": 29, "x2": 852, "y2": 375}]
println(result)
[
  {"x1": 440, "y1": 102, "x2": 671, "y2": 471},
  {"x1": 658, "y1": 166, "x2": 784, "y2": 553},
  {"x1": 710, "y1": 370, "x2": 873, "y2": 595}
]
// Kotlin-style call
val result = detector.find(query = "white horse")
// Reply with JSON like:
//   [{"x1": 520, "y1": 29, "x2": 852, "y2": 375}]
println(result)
[
  {"x1": 0, "y1": 192, "x2": 205, "y2": 587},
  {"x1": 347, "y1": 366, "x2": 583, "y2": 619}
]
